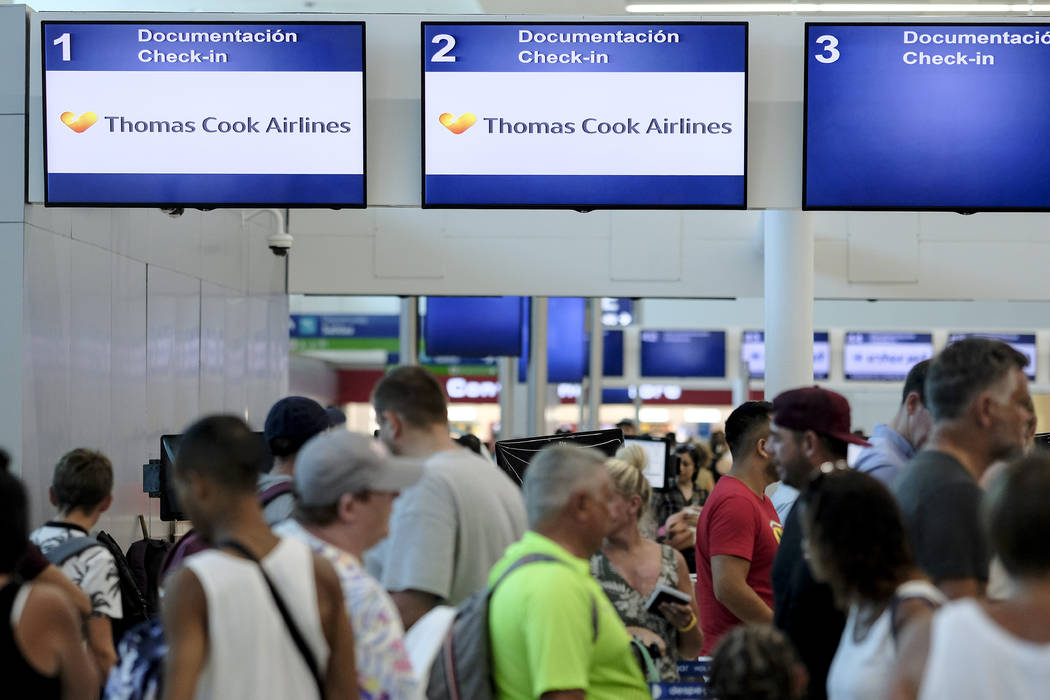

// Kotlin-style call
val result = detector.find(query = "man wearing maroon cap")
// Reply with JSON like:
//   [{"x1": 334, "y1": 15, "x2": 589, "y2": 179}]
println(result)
[{"x1": 768, "y1": 386, "x2": 870, "y2": 700}]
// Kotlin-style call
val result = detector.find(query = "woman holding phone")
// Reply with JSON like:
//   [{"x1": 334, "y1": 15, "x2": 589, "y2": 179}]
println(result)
[{"x1": 591, "y1": 444, "x2": 705, "y2": 682}]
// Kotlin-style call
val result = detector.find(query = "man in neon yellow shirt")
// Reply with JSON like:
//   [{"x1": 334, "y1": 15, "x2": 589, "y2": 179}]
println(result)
[{"x1": 489, "y1": 444, "x2": 651, "y2": 700}]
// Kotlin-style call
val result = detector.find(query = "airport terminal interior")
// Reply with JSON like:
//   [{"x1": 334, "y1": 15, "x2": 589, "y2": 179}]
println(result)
[{"x1": 5, "y1": 0, "x2": 1050, "y2": 698}]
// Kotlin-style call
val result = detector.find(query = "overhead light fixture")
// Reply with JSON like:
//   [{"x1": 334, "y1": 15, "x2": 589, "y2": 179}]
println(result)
[{"x1": 626, "y1": 3, "x2": 1050, "y2": 12}]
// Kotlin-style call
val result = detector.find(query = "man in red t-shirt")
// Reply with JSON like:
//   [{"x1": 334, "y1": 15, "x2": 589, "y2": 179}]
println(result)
[{"x1": 696, "y1": 401, "x2": 783, "y2": 655}]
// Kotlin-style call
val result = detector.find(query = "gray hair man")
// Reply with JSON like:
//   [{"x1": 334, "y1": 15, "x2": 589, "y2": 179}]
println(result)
[
  {"x1": 894, "y1": 338, "x2": 1034, "y2": 601},
  {"x1": 487, "y1": 445, "x2": 650, "y2": 700}
]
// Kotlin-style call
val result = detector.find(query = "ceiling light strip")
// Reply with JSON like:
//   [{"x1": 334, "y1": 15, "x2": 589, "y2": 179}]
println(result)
[{"x1": 626, "y1": 3, "x2": 1050, "y2": 12}]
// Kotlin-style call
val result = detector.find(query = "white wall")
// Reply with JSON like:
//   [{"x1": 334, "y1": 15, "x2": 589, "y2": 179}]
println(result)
[{"x1": 19, "y1": 205, "x2": 289, "y2": 545}]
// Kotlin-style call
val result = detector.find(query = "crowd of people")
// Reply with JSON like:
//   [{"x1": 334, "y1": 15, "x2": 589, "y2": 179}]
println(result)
[{"x1": 2, "y1": 337, "x2": 1050, "y2": 699}]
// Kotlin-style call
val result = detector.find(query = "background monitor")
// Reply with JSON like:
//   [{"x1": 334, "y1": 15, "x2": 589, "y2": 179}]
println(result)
[
  {"x1": 493, "y1": 428, "x2": 624, "y2": 486},
  {"x1": 640, "y1": 330, "x2": 726, "y2": 378},
  {"x1": 42, "y1": 21, "x2": 366, "y2": 207},
  {"x1": 741, "y1": 330, "x2": 830, "y2": 380},
  {"x1": 518, "y1": 298, "x2": 624, "y2": 383},
  {"x1": 947, "y1": 332, "x2": 1037, "y2": 379},
  {"x1": 422, "y1": 22, "x2": 748, "y2": 208},
  {"x1": 158, "y1": 432, "x2": 273, "y2": 521},
  {"x1": 424, "y1": 296, "x2": 524, "y2": 357},
  {"x1": 844, "y1": 332, "x2": 934, "y2": 381},
  {"x1": 804, "y1": 23, "x2": 1050, "y2": 211},
  {"x1": 624, "y1": 435, "x2": 676, "y2": 491}
]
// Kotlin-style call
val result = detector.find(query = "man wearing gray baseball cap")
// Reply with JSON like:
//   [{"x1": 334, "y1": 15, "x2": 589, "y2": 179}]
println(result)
[{"x1": 274, "y1": 430, "x2": 423, "y2": 700}]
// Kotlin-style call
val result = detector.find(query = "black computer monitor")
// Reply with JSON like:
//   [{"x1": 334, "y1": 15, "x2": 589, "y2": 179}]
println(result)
[
  {"x1": 494, "y1": 429, "x2": 624, "y2": 487},
  {"x1": 1035, "y1": 433, "x2": 1050, "y2": 452},
  {"x1": 157, "y1": 432, "x2": 274, "y2": 522},
  {"x1": 624, "y1": 435, "x2": 677, "y2": 491}
]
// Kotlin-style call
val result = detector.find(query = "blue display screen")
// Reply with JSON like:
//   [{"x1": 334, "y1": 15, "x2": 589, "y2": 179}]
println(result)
[
  {"x1": 422, "y1": 22, "x2": 747, "y2": 208},
  {"x1": 42, "y1": 22, "x2": 365, "y2": 206},
  {"x1": 805, "y1": 23, "x2": 1050, "y2": 211},
  {"x1": 741, "y1": 331, "x2": 830, "y2": 380},
  {"x1": 844, "y1": 332, "x2": 934, "y2": 381},
  {"x1": 518, "y1": 298, "x2": 625, "y2": 383},
  {"x1": 948, "y1": 332, "x2": 1037, "y2": 378},
  {"x1": 640, "y1": 330, "x2": 726, "y2": 378},
  {"x1": 423, "y1": 296, "x2": 524, "y2": 357}
]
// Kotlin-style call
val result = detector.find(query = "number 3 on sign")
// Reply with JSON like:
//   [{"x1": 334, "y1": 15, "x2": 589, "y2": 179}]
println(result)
[
  {"x1": 815, "y1": 35, "x2": 839, "y2": 64},
  {"x1": 431, "y1": 34, "x2": 456, "y2": 62}
]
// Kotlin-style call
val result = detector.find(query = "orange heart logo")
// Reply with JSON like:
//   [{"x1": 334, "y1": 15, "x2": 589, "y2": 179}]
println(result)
[
  {"x1": 60, "y1": 111, "x2": 98, "y2": 133},
  {"x1": 438, "y1": 112, "x2": 476, "y2": 134}
]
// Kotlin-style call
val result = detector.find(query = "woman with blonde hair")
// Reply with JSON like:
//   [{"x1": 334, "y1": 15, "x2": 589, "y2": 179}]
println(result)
[{"x1": 590, "y1": 444, "x2": 705, "y2": 682}]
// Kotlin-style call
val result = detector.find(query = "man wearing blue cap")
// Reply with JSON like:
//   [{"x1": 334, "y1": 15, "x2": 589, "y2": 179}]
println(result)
[{"x1": 259, "y1": 396, "x2": 331, "y2": 525}]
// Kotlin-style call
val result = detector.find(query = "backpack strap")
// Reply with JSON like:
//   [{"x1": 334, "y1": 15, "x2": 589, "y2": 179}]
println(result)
[
  {"x1": 43, "y1": 536, "x2": 103, "y2": 567},
  {"x1": 489, "y1": 552, "x2": 599, "y2": 642},
  {"x1": 258, "y1": 481, "x2": 294, "y2": 508},
  {"x1": 218, "y1": 539, "x2": 325, "y2": 700}
]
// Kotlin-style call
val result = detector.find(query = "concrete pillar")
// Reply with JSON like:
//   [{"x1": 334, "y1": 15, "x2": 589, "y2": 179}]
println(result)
[
  {"x1": 587, "y1": 297, "x2": 603, "y2": 430},
  {"x1": 398, "y1": 296, "x2": 418, "y2": 366},
  {"x1": 763, "y1": 210, "x2": 814, "y2": 399},
  {"x1": 527, "y1": 297, "x2": 548, "y2": 436}
]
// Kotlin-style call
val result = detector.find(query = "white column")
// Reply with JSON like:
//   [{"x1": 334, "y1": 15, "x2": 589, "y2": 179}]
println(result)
[
  {"x1": 498, "y1": 357, "x2": 515, "y2": 441},
  {"x1": 587, "y1": 297, "x2": 603, "y2": 430},
  {"x1": 527, "y1": 297, "x2": 548, "y2": 436},
  {"x1": 398, "y1": 296, "x2": 418, "y2": 366},
  {"x1": 763, "y1": 210, "x2": 814, "y2": 399}
]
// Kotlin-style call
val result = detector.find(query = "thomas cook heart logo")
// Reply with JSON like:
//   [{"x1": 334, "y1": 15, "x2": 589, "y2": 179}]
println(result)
[
  {"x1": 438, "y1": 112, "x2": 475, "y2": 134},
  {"x1": 60, "y1": 111, "x2": 97, "y2": 133}
]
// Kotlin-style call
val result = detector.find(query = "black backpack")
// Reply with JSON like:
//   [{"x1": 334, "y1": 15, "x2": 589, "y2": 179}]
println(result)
[{"x1": 96, "y1": 531, "x2": 152, "y2": 645}]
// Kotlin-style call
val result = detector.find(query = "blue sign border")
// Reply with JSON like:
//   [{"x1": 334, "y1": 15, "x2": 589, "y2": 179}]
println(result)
[
  {"x1": 803, "y1": 22, "x2": 1050, "y2": 213},
  {"x1": 41, "y1": 20, "x2": 367, "y2": 209},
  {"x1": 420, "y1": 21, "x2": 749, "y2": 211}
]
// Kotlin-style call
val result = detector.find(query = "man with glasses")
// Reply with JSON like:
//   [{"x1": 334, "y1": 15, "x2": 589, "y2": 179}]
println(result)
[{"x1": 767, "y1": 387, "x2": 870, "y2": 700}]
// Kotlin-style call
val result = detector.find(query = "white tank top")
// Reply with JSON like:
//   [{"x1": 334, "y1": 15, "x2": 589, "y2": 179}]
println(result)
[
  {"x1": 186, "y1": 537, "x2": 329, "y2": 700},
  {"x1": 920, "y1": 598, "x2": 1050, "y2": 700},
  {"x1": 826, "y1": 580, "x2": 944, "y2": 700}
]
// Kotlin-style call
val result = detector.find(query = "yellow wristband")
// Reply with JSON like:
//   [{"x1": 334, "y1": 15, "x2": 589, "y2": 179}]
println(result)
[{"x1": 677, "y1": 614, "x2": 697, "y2": 633}]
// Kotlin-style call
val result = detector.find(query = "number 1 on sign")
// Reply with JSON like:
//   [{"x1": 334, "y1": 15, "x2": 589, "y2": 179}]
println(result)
[
  {"x1": 815, "y1": 35, "x2": 839, "y2": 64},
  {"x1": 53, "y1": 32, "x2": 71, "y2": 61}
]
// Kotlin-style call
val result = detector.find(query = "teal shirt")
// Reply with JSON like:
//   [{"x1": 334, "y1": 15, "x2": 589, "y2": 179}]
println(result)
[{"x1": 488, "y1": 532, "x2": 650, "y2": 700}]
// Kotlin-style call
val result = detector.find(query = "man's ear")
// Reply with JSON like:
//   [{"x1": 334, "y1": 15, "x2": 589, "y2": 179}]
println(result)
[
  {"x1": 98, "y1": 493, "x2": 113, "y2": 514},
  {"x1": 566, "y1": 489, "x2": 589, "y2": 522},
  {"x1": 972, "y1": 391, "x2": 996, "y2": 429},
  {"x1": 49, "y1": 486, "x2": 58, "y2": 508},
  {"x1": 801, "y1": 430, "x2": 819, "y2": 458},
  {"x1": 383, "y1": 410, "x2": 405, "y2": 440},
  {"x1": 756, "y1": 437, "x2": 770, "y2": 460},
  {"x1": 904, "y1": 391, "x2": 924, "y2": 416},
  {"x1": 336, "y1": 492, "x2": 357, "y2": 524}
]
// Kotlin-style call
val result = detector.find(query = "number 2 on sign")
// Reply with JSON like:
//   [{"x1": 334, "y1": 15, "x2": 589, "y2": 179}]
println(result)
[
  {"x1": 53, "y1": 32, "x2": 71, "y2": 61},
  {"x1": 815, "y1": 35, "x2": 839, "y2": 64},
  {"x1": 431, "y1": 34, "x2": 456, "y2": 62}
]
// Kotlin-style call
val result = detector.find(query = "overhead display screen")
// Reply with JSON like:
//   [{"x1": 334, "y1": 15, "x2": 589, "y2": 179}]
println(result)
[
  {"x1": 640, "y1": 330, "x2": 726, "y2": 378},
  {"x1": 424, "y1": 296, "x2": 524, "y2": 357},
  {"x1": 742, "y1": 331, "x2": 830, "y2": 380},
  {"x1": 844, "y1": 332, "x2": 934, "y2": 381},
  {"x1": 422, "y1": 22, "x2": 748, "y2": 208},
  {"x1": 804, "y1": 23, "x2": 1050, "y2": 211},
  {"x1": 948, "y1": 332, "x2": 1037, "y2": 379},
  {"x1": 42, "y1": 21, "x2": 365, "y2": 207},
  {"x1": 518, "y1": 298, "x2": 624, "y2": 383}
]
